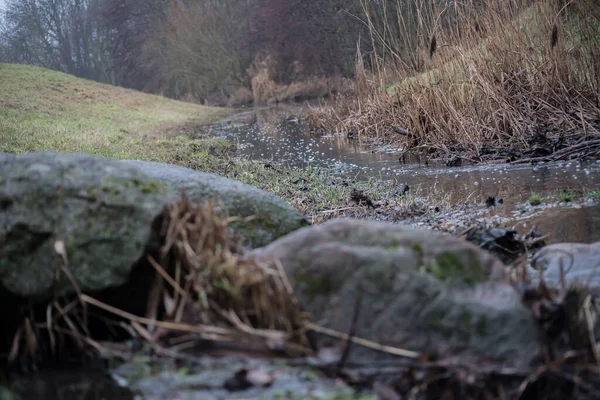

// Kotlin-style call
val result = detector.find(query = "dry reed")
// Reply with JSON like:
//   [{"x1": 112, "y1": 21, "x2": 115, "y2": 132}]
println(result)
[
  {"x1": 313, "y1": 0, "x2": 600, "y2": 160},
  {"x1": 249, "y1": 54, "x2": 350, "y2": 105}
]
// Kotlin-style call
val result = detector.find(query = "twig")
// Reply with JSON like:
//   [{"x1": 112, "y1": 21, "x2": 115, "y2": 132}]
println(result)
[
  {"x1": 147, "y1": 255, "x2": 187, "y2": 297},
  {"x1": 304, "y1": 322, "x2": 420, "y2": 359},
  {"x1": 391, "y1": 125, "x2": 416, "y2": 138},
  {"x1": 511, "y1": 139, "x2": 600, "y2": 164}
]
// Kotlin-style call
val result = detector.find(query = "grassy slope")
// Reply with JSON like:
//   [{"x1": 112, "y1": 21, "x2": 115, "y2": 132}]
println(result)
[{"x1": 0, "y1": 63, "x2": 233, "y2": 160}]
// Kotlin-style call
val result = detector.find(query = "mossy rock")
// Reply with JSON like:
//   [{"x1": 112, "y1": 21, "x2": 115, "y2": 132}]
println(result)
[
  {"x1": 253, "y1": 219, "x2": 543, "y2": 371},
  {"x1": 0, "y1": 152, "x2": 307, "y2": 299}
]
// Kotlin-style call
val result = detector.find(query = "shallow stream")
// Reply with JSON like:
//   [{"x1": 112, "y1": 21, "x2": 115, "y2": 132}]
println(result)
[{"x1": 212, "y1": 106, "x2": 600, "y2": 243}]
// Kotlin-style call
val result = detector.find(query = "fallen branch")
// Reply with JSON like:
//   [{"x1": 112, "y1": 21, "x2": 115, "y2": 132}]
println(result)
[{"x1": 391, "y1": 125, "x2": 416, "y2": 138}]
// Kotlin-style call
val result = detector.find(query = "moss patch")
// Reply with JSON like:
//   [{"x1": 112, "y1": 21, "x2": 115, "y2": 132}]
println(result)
[
  {"x1": 424, "y1": 251, "x2": 487, "y2": 285},
  {"x1": 101, "y1": 176, "x2": 168, "y2": 196}
]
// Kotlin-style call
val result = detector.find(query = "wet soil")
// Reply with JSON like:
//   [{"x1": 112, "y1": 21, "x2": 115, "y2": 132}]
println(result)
[{"x1": 514, "y1": 204, "x2": 600, "y2": 244}]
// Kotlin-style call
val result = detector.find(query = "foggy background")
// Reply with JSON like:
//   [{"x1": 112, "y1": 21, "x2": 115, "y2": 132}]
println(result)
[{"x1": 0, "y1": 0, "x2": 376, "y2": 106}]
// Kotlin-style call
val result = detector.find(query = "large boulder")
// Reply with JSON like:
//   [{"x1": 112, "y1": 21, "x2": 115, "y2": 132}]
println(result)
[
  {"x1": 0, "y1": 151, "x2": 307, "y2": 299},
  {"x1": 252, "y1": 219, "x2": 543, "y2": 371}
]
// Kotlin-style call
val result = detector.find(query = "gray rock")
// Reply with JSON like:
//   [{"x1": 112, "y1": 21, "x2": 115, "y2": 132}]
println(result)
[
  {"x1": 530, "y1": 242, "x2": 600, "y2": 290},
  {"x1": 0, "y1": 151, "x2": 307, "y2": 299},
  {"x1": 252, "y1": 219, "x2": 543, "y2": 371}
]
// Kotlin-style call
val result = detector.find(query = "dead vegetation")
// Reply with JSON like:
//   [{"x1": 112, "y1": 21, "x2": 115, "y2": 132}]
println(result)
[
  {"x1": 249, "y1": 54, "x2": 353, "y2": 105},
  {"x1": 308, "y1": 0, "x2": 600, "y2": 162},
  {"x1": 5, "y1": 194, "x2": 600, "y2": 399},
  {"x1": 147, "y1": 194, "x2": 310, "y2": 351}
]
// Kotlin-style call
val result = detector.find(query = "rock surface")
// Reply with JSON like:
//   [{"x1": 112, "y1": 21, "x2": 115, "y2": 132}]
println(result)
[
  {"x1": 253, "y1": 219, "x2": 543, "y2": 371},
  {"x1": 530, "y1": 242, "x2": 600, "y2": 290},
  {"x1": 120, "y1": 159, "x2": 308, "y2": 248},
  {"x1": 0, "y1": 151, "x2": 307, "y2": 299}
]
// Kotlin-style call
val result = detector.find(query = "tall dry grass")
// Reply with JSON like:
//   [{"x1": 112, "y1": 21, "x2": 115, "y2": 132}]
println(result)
[{"x1": 318, "y1": 0, "x2": 600, "y2": 159}]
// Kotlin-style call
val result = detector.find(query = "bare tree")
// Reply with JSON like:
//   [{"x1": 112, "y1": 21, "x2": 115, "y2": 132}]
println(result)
[
  {"x1": 1, "y1": 0, "x2": 113, "y2": 82},
  {"x1": 248, "y1": 0, "x2": 367, "y2": 82},
  {"x1": 139, "y1": 0, "x2": 250, "y2": 101},
  {"x1": 100, "y1": 0, "x2": 170, "y2": 89},
  {"x1": 1, "y1": 0, "x2": 370, "y2": 99}
]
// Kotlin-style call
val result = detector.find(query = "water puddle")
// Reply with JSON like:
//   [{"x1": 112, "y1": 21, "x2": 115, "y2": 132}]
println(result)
[{"x1": 212, "y1": 106, "x2": 600, "y2": 242}]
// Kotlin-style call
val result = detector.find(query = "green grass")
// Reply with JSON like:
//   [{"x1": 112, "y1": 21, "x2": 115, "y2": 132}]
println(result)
[
  {"x1": 585, "y1": 188, "x2": 600, "y2": 202},
  {"x1": 0, "y1": 63, "x2": 234, "y2": 160},
  {"x1": 527, "y1": 192, "x2": 543, "y2": 206},
  {"x1": 0, "y1": 64, "x2": 367, "y2": 216},
  {"x1": 556, "y1": 190, "x2": 575, "y2": 203}
]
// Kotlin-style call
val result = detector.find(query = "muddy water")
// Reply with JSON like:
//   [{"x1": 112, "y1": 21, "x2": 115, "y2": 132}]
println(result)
[{"x1": 214, "y1": 107, "x2": 600, "y2": 243}]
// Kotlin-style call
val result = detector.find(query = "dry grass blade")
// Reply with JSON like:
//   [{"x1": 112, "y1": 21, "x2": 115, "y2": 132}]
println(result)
[
  {"x1": 54, "y1": 238, "x2": 88, "y2": 326},
  {"x1": 583, "y1": 295, "x2": 600, "y2": 363},
  {"x1": 148, "y1": 255, "x2": 186, "y2": 297},
  {"x1": 8, "y1": 327, "x2": 23, "y2": 363},
  {"x1": 79, "y1": 294, "x2": 233, "y2": 339},
  {"x1": 152, "y1": 192, "x2": 311, "y2": 349},
  {"x1": 24, "y1": 318, "x2": 38, "y2": 359},
  {"x1": 46, "y1": 304, "x2": 57, "y2": 355},
  {"x1": 53, "y1": 302, "x2": 86, "y2": 350},
  {"x1": 304, "y1": 322, "x2": 420, "y2": 359}
]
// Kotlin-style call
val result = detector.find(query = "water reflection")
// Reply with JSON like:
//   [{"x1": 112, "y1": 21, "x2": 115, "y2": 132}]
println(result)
[{"x1": 10, "y1": 368, "x2": 133, "y2": 400}]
